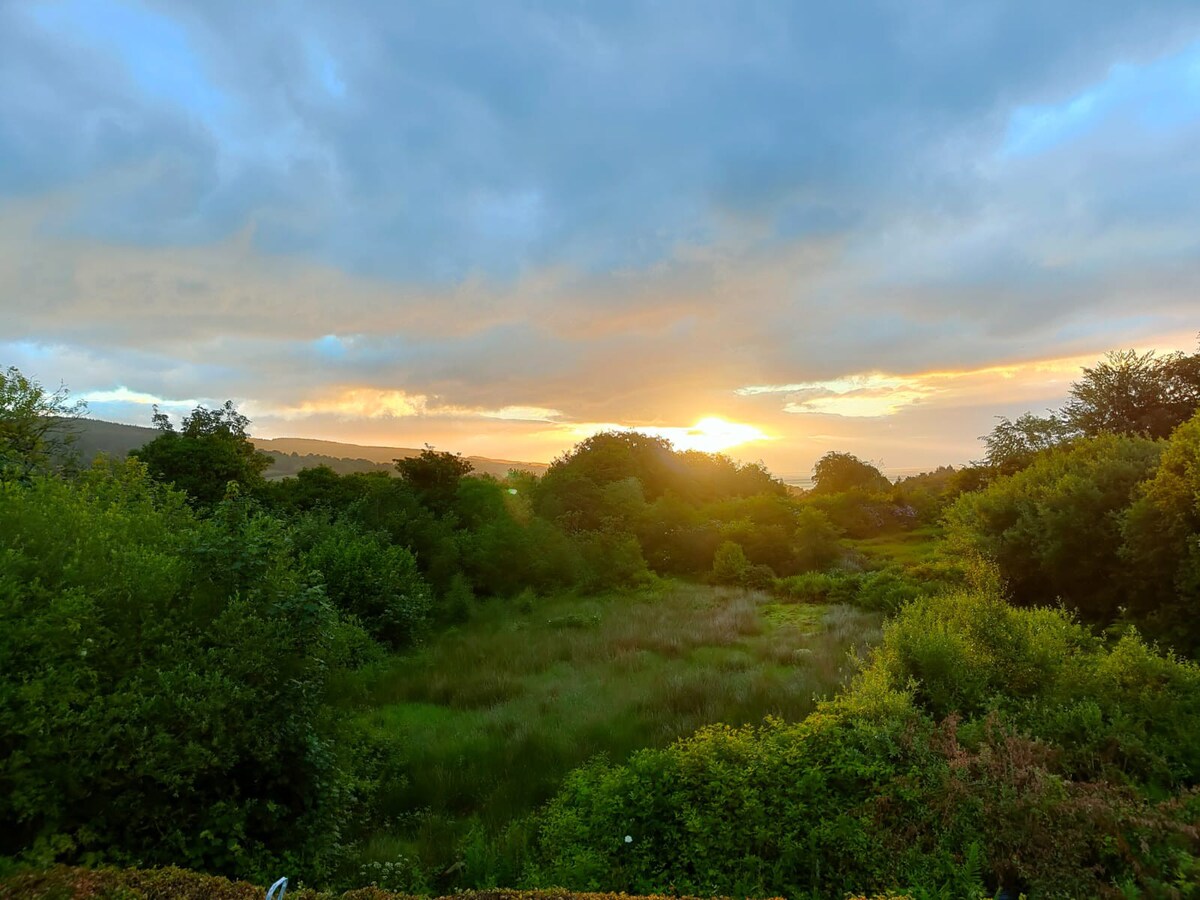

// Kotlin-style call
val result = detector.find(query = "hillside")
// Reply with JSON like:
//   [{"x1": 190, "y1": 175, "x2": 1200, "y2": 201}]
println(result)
[
  {"x1": 62, "y1": 418, "x2": 548, "y2": 480},
  {"x1": 254, "y1": 436, "x2": 549, "y2": 479}
]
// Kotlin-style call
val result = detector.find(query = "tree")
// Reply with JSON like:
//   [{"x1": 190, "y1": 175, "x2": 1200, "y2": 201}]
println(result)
[
  {"x1": 981, "y1": 412, "x2": 1076, "y2": 475},
  {"x1": 131, "y1": 401, "x2": 270, "y2": 504},
  {"x1": 1120, "y1": 409, "x2": 1200, "y2": 651},
  {"x1": 810, "y1": 451, "x2": 890, "y2": 494},
  {"x1": 1065, "y1": 347, "x2": 1200, "y2": 439},
  {"x1": 711, "y1": 540, "x2": 750, "y2": 584},
  {"x1": 393, "y1": 445, "x2": 474, "y2": 515},
  {"x1": 945, "y1": 433, "x2": 1163, "y2": 626},
  {"x1": 0, "y1": 366, "x2": 86, "y2": 480}
]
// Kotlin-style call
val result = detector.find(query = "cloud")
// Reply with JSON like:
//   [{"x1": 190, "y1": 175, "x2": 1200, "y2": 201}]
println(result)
[{"x1": 2, "y1": 2, "x2": 1200, "y2": 472}]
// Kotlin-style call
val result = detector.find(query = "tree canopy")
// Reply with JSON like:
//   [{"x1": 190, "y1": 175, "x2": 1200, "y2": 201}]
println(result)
[
  {"x1": 131, "y1": 401, "x2": 271, "y2": 505},
  {"x1": 1065, "y1": 347, "x2": 1200, "y2": 439},
  {"x1": 810, "y1": 450, "x2": 890, "y2": 494},
  {"x1": 0, "y1": 366, "x2": 86, "y2": 480}
]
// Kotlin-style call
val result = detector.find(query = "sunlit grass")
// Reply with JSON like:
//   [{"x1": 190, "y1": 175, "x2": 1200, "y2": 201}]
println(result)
[
  {"x1": 845, "y1": 524, "x2": 943, "y2": 567},
  {"x1": 349, "y1": 582, "x2": 882, "y2": 880}
]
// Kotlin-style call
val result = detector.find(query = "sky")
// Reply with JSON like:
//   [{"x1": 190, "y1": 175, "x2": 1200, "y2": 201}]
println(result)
[{"x1": 1, "y1": 1, "x2": 1198, "y2": 478}]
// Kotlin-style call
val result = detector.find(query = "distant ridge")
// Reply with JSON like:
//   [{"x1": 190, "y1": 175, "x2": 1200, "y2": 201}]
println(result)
[{"x1": 64, "y1": 418, "x2": 549, "y2": 480}]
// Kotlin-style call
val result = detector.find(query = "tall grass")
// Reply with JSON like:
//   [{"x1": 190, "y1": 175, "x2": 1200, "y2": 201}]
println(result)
[{"x1": 348, "y1": 583, "x2": 882, "y2": 886}]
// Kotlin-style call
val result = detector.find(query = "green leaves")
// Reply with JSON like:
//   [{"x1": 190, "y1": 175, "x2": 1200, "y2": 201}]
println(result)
[
  {"x1": 534, "y1": 589, "x2": 1200, "y2": 898},
  {"x1": 0, "y1": 464, "x2": 365, "y2": 882}
]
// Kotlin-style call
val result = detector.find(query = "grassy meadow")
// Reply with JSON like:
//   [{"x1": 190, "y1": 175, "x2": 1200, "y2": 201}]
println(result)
[
  {"x1": 348, "y1": 582, "x2": 883, "y2": 885},
  {"x1": 844, "y1": 524, "x2": 944, "y2": 568}
]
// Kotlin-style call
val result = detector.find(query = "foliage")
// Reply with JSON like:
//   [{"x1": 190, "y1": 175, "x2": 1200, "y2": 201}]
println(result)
[
  {"x1": 1065, "y1": 346, "x2": 1200, "y2": 439},
  {"x1": 0, "y1": 365, "x2": 86, "y2": 481},
  {"x1": 394, "y1": 448, "x2": 474, "y2": 515},
  {"x1": 944, "y1": 433, "x2": 1162, "y2": 626},
  {"x1": 294, "y1": 514, "x2": 433, "y2": 649},
  {"x1": 1119, "y1": 409, "x2": 1200, "y2": 650},
  {"x1": 710, "y1": 540, "x2": 750, "y2": 584},
  {"x1": 131, "y1": 401, "x2": 271, "y2": 505},
  {"x1": 888, "y1": 467, "x2": 964, "y2": 522},
  {"x1": 774, "y1": 566, "x2": 949, "y2": 613},
  {"x1": 536, "y1": 431, "x2": 783, "y2": 537},
  {"x1": 0, "y1": 461, "x2": 365, "y2": 882},
  {"x1": 533, "y1": 588, "x2": 1200, "y2": 898},
  {"x1": 352, "y1": 586, "x2": 880, "y2": 889},
  {"x1": 980, "y1": 412, "x2": 1076, "y2": 476},
  {"x1": 799, "y1": 489, "x2": 910, "y2": 539},
  {"x1": 810, "y1": 451, "x2": 891, "y2": 495},
  {"x1": 0, "y1": 864, "x2": 746, "y2": 900}
]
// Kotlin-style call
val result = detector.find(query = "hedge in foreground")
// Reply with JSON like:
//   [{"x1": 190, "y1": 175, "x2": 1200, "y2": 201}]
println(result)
[{"x1": 0, "y1": 865, "x2": 800, "y2": 900}]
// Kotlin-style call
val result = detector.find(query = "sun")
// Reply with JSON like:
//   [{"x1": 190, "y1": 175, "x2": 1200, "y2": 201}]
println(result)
[{"x1": 663, "y1": 416, "x2": 768, "y2": 454}]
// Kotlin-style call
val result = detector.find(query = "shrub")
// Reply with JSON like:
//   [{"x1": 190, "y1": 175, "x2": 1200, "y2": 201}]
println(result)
[
  {"x1": 710, "y1": 540, "x2": 749, "y2": 584},
  {"x1": 944, "y1": 433, "x2": 1162, "y2": 625},
  {"x1": 791, "y1": 506, "x2": 844, "y2": 571},
  {"x1": 532, "y1": 588, "x2": 1200, "y2": 898},
  {"x1": 0, "y1": 462, "x2": 365, "y2": 882},
  {"x1": 773, "y1": 571, "x2": 838, "y2": 603},
  {"x1": 296, "y1": 515, "x2": 433, "y2": 648},
  {"x1": 1120, "y1": 410, "x2": 1200, "y2": 652}
]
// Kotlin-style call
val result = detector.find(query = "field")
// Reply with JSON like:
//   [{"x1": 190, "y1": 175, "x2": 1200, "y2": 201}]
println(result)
[
  {"x1": 845, "y1": 524, "x2": 944, "y2": 568},
  {"x1": 348, "y1": 583, "x2": 884, "y2": 885}
]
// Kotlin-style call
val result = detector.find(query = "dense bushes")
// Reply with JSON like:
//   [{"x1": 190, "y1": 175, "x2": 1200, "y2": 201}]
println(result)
[
  {"x1": 0, "y1": 461, "x2": 367, "y2": 881},
  {"x1": 294, "y1": 515, "x2": 433, "y2": 649},
  {"x1": 0, "y1": 865, "x2": 742, "y2": 900},
  {"x1": 773, "y1": 566, "x2": 945, "y2": 612},
  {"x1": 1121, "y1": 412, "x2": 1200, "y2": 649},
  {"x1": 532, "y1": 587, "x2": 1200, "y2": 898},
  {"x1": 945, "y1": 415, "x2": 1200, "y2": 655},
  {"x1": 944, "y1": 433, "x2": 1162, "y2": 624}
]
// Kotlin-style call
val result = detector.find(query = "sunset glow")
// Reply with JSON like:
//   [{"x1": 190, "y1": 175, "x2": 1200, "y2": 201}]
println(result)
[
  {"x1": 2, "y1": 3, "x2": 1197, "y2": 474},
  {"x1": 654, "y1": 417, "x2": 770, "y2": 454}
]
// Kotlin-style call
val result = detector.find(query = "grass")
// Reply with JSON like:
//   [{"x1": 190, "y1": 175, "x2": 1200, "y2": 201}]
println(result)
[
  {"x1": 845, "y1": 524, "x2": 943, "y2": 567},
  {"x1": 348, "y1": 582, "x2": 883, "y2": 885}
]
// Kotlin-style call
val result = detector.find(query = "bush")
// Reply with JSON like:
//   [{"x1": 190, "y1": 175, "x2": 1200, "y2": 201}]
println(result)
[
  {"x1": 0, "y1": 864, "x2": 747, "y2": 899},
  {"x1": 944, "y1": 433, "x2": 1162, "y2": 625},
  {"x1": 710, "y1": 540, "x2": 749, "y2": 584},
  {"x1": 1120, "y1": 410, "x2": 1200, "y2": 652},
  {"x1": 532, "y1": 587, "x2": 1200, "y2": 898},
  {"x1": 773, "y1": 571, "x2": 838, "y2": 603},
  {"x1": 0, "y1": 462, "x2": 366, "y2": 882},
  {"x1": 296, "y1": 515, "x2": 433, "y2": 649},
  {"x1": 791, "y1": 506, "x2": 844, "y2": 571},
  {"x1": 774, "y1": 568, "x2": 937, "y2": 612}
]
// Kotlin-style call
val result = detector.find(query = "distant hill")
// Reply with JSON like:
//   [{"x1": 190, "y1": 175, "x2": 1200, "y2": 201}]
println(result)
[{"x1": 62, "y1": 418, "x2": 549, "y2": 481}]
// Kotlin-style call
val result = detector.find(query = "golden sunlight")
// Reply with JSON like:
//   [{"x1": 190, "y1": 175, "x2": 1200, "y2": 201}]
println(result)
[{"x1": 652, "y1": 416, "x2": 769, "y2": 453}]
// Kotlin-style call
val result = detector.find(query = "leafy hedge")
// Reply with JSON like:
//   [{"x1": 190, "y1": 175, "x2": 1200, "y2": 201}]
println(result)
[
  {"x1": 0, "y1": 865, "x2": 787, "y2": 900},
  {"x1": 0, "y1": 463, "x2": 371, "y2": 881}
]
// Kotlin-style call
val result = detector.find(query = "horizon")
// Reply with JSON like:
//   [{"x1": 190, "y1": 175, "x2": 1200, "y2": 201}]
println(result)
[{"x1": 3, "y1": 3, "x2": 1199, "y2": 474}]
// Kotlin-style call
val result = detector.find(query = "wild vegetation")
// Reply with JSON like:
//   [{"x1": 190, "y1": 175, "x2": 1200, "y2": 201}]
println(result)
[{"x1": 2, "y1": 340, "x2": 1200, "y2": 898}]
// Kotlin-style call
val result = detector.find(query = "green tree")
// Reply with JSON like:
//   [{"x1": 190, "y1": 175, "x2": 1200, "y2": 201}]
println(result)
[
  {"x1": 394, "y1": 446, "x2": 474, "y2": 515},
  {"x1": 1120, "y1": 410, "x2": 1200, "y2": 651},
  {"x1": 296, "y1": 515, "x2": 432, "y2": 648},
  {"x1": 131, "y1": 401, "x2": 270, "y2": 504},
  {"x1": 981, "y1": 412, "x2": 1076, "y2": 475},
  {"x1": 791, "y1": 505, "x2": 844, "y2": 571},
  {"x1": 945, "y1": 433, "x2": 1162, "y2": 626},
  {"x1": 711, "y1": 540, "x2": 750, "y2": 584},
  {"x1": 1065, "y1": 346, "x2": 1200, "y2": 439},
  {"x1": 810, "y1": 450, "x2": 890, "y2": 494},
  {"x1": 0, "y1": 365, "x2": 86, "y2": 480}
]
